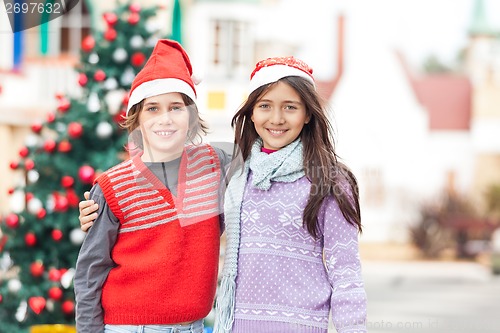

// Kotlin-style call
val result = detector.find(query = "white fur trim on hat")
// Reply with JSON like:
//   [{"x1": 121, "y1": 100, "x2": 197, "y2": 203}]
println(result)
[
  {"x1": 248, "y1": 64, "x2": 315, "y2": 95},
  {"x1": 127, "y1": 78, "x2": 197, "y2": 115}
]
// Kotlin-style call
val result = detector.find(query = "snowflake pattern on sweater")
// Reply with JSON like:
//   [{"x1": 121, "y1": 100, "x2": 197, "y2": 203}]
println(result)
[{"x1": 232, "y1": 173, "x2": 367, "y2": 333}]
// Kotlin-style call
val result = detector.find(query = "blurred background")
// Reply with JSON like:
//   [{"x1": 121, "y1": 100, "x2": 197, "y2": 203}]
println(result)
[{"x1": 0, "y1": 0, "x2": 499, "y2": 332}]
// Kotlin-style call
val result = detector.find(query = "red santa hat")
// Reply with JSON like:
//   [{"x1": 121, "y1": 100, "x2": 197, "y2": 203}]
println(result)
[
  {"x1": 248, "y1": 56, "x2": 315, "y2": 95},
  {"x1": 127, "y1": 39, "x2": 197, "y2": 115}
]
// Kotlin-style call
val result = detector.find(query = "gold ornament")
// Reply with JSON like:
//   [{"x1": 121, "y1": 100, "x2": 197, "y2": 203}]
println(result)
[{"x1": 30, "y1": 325, "x2": 76, "y2": 333}]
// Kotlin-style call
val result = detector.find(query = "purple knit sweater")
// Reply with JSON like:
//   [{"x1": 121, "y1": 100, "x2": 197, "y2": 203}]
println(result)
[{"x1": 232, "y1": 172, "x2": 367, "y2": 333}]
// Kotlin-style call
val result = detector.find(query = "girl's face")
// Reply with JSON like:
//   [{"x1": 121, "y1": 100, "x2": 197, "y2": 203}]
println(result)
[
  {"x1": 139, "y1": 92, "x2": 190, "y2": 162},
  {"x1": 251, "y1": 81, "x2": 309, "y2": 150}
]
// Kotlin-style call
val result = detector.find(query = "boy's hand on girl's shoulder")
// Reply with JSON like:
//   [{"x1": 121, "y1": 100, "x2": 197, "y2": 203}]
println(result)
[{"x1": 79, "y1": 191, "x2": 99, "y2": 232}]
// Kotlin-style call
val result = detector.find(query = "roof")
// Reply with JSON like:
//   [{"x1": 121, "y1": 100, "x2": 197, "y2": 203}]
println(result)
[
  {"x1": 316, "y1": 15, "x2": 345, "y2": 101},
  {"x1": 396, "y1": 52, "x2": 472, "y2": 131},
  {"x1": 316, "y1": 78, "x2": 340, "y2": 102},
  {"x1": 412, "y1": 75, "x2": 472, "y2": 130}
]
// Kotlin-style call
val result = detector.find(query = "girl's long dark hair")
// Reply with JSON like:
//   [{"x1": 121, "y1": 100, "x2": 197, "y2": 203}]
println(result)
[{"x1": 232, "y1": 76, "x2": 362, "y2": 238}]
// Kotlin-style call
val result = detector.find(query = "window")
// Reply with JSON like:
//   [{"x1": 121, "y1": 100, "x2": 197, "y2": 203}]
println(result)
[
  {"x1": 59, "y1": 0, "x2": 91, "y2": 55},
  {"x1": 210, "y1": 19, "x2": 250, "y2": 78}
]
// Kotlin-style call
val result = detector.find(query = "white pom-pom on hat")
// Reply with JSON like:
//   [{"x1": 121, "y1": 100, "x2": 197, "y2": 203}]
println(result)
[{"x1": 191, "y1": 73, "x2": 203, "y2": 85}]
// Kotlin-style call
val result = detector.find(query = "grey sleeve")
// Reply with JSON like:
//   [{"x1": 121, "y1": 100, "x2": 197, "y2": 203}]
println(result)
[
  {"x1": 212, "y1": 145, "x2": 234, "y2": 235},
  {"x1": 212, "y1": 144, "x2": 233, "y2": 171},
  {"x1": 74, "y1": 184, "x2": 119, "y2": 333}
]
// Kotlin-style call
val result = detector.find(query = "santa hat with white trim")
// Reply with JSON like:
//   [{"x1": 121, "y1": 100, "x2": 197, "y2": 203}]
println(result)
[
  {"x1": 248, "y1": 56, "x2": 315, "y2": 95},
  {"x1": 126, "y1": 39, "x2": 197, "y2": 115}
]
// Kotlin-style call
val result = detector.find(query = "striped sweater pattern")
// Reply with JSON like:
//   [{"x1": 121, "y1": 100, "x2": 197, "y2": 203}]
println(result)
[{"x1": 96, "y1": 144, "x2": 222, "y2": 324}]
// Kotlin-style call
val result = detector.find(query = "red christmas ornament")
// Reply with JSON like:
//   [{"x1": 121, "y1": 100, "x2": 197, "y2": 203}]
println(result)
[
  {"x1": 129, "y1": 3, "x2": 141, "y2": 13},
  {"x1": 61, "y1": 300, "x2": 75, "y2": 315},
  {"x1": 48, "y1": 268, "x2": 62, "y2": 282},
  {"x1": 94, "y1": 70, "x2": 106, "y2": 82},
  {"x1": 122, "y1": 92, "x2": 130, "y2": 106},
  {"x1": 24, "y1": 159, "x2": 35, "y2": 170},
  {"x1": 26, "y1": 192, "x2": 34, "y2": 201},
  {"x1": 30, "y1": 261, "x2": 44, "y2": 277},
  {"x1": 57, "y1": 98, "x2": 71, "y2": 112},
  {"x1": 131, "y1": 52, "x2": 146, "y2": 67},
  {"x1": 28, "y1": 296, "x2": 46, "y2": 315},
  {"x1": 128, "y1": 12, "x2": 140, "y2": 25},
  {"x1": 19, "y1": 147, "x2": 29, "y2": 158},
  {"x1": 9, "y1": 161, "x2": 19, "y2": 170},
  {"x1": 78, "y1": 73, "x2": 88, "y2": 86},
  {"x1": 48, "y1": 287, "x2": 63, "y2": 301},
  {"x1": 7, "y1": 187, "x2": 14, "y2": 195},
  {"x1": 68, "y1": 122, "x2": 83, "y2": 139},
  {"x1": 58, "y1": 140, "x2": 72, "y2": 153},
  {"x1": 25, "y1": 232, "x2": 37, "y2": 246},
  {"x1": 36, "y1": 208, "x2": 47, "y2": 219},
  {"x1": 81, "y1": 35, "x2": 95, "y2": 52},
  {"x1": 47, "y1": 112, "x2": 56, "y2": 123},
  {"x1": 61, "y1": 176, "x2": 74, "y2": 188},
  {"x1": 66, "y1": 189, "x2": 79, "y2": 207},
  {"x1": 104, "y1": 28, "x2": 117, "y2": 41},
  {"x1": 0, "y1": 236, "x2": 7, "y2": 253},
  {"x1": 113, "y1": 110, "x2": 126, "y2": 124},
  {"x1": 78, "y1": 165, "x2": 95, "y2": 184},
  {"x1": 0, "y1": 294, "x2": 3, "y2": 303},
  {"x1": 54, "y1": 194, "x2": 69, "y2": 212},
  {"x1": 103, "y1": 12, "x2": 118, "y2": 26},
  {"x1": 5, "y1": 213, "x2": 20, "y2": 228},
  {"x1": 31, "y1": 123, "x2": 43, "y2": 133},
  {"x1": 52, "y1": 229, "x2": 63, "y2": 242},
  {"x1": 43, "y1": 139, "x2": 57, "y2": 153}
]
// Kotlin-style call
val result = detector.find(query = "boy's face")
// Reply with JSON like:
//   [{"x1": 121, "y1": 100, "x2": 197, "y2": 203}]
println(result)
[
  {"x1": 251, "y1": 81, "x2": 309, "y2": 151},
  {"x1": 139, "y1": 92, "x2": 190, "y2": 162}
]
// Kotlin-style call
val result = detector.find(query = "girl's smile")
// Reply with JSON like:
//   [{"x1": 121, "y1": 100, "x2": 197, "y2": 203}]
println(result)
[
  {"x1": 266, "y1": 128, "x2": 288, "y2": 136},
  {"x1": 251, "y1": 81, "x2": 309, "y2": 150}
]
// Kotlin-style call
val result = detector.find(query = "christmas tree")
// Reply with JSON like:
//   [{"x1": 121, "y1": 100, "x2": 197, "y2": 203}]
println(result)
[{"x1": 0, "y1": 2, "x2": 166, "y2": 331}]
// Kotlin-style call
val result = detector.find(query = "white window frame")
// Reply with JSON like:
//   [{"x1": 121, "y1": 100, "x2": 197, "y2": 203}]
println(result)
[{"x1": 209, "y1": 18, "x2": 250, "y2": 79}]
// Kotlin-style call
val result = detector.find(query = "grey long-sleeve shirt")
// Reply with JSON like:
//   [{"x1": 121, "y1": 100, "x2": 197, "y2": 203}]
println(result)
[{"x1": 74, "y1": 146, "x2": 232, "y2": 333}]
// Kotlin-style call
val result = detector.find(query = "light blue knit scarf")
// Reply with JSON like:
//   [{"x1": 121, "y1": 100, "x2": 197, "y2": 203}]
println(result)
[{"x1": 213, "y1": 139, "x2": 305, "y2": 332}]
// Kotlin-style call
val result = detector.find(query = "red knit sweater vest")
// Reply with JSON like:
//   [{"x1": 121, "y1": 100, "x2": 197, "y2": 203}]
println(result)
[{"x1": 96, "y1": 144, "x2": 221, "y2": 324}]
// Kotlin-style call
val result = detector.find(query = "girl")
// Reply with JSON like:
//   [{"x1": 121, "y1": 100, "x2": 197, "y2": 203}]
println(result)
[
  {"x1": 74, "y1": 39, "x2": 231, "y2": 333},
  {"x1": 214, "y1": 56, "x2": 367, "y2": 333}
]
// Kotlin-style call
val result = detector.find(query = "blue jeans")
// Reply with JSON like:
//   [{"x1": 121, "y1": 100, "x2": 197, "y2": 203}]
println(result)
[{"x1": 104, "y1": 320, "x2": 204, "y2": 333}]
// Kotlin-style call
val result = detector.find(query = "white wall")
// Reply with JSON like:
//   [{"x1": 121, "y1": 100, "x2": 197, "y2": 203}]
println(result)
[{"x1": 330, "y1": 32, "x2": 429, "y2": 242}]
